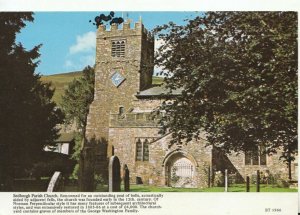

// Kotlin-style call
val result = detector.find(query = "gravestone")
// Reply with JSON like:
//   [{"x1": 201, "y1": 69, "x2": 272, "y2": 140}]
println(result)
[
  {"x1": 47, "y1": 171, "x2": 63, "y2": 192},
  {"x1": 109, "y1": 156, "x2": 121, "y2": 192},
  {"x1": 123, "y1": 164, "x2": 130, "y2": 192}
]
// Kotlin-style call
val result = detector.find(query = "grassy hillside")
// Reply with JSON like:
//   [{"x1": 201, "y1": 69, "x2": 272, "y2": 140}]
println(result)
[
  {"x1": 41, "y1": 71, "x2": 82, "y2": 105},
  {"x1": 41, "y1": 72, "x2": 164, "y2": 105}
]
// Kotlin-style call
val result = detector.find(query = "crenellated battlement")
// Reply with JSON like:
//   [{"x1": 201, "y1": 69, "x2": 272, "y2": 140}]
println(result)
[{"x1": 97, "y1": 21, "x2": 153, "y2": 42}]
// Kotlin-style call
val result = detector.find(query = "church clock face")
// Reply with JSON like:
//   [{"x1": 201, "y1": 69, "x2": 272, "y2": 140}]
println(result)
[{"x1": 111, "y1": 71, "x2": 125, "y2": 87}]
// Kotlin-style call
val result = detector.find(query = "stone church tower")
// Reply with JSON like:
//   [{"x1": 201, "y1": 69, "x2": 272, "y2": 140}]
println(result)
[{"x1": 84, "y1": 21, "x2": 154, "y2": 178}]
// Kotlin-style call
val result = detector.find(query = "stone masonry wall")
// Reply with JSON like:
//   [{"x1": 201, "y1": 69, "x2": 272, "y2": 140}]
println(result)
[
  {"x1": 132, "y1": 99, "x2": 163, "y2": 112},
  {"x1": 225, "y1": 150, "x2": 298, "y2": 181},
  {"x1": 109, "y1": 125, "x2": 212, "y2": 188},
  {"x1": 86, "y1": 21, "x2": 154, "y2": 141},
  {"x1": 85, "y1": 21, "x2": 154, "y2": 176}
]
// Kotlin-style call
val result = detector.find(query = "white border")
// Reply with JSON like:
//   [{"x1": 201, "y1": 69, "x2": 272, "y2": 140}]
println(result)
[
  {"x1": 0, "y1": 0, "x2": 299, "y2": 11},
  {"x1": 0, "y1": 0, "x2": 299, "y2": 214}
]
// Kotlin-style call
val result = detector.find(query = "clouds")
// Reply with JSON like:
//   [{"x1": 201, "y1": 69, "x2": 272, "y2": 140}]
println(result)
[
  {"x1": 69, "y1": 31, "x2": 96, "y2": 54},
  {"x1": 65, "y1": 31, "x2": 96, "y2": 71}
]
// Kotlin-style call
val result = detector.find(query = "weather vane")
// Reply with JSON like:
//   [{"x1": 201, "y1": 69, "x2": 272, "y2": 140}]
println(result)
[{"x1": 89, "y1": 11, "x2": 124, "y2": 28}]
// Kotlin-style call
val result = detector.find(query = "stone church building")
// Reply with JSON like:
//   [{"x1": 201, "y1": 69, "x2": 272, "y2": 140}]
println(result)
[{"x1": 84, "y1": 20, "x2": 297, "y2": 188}]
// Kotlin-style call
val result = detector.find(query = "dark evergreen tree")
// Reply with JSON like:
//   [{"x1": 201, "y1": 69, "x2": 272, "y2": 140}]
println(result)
[
  {"x1": 155, "y1": 12, "x2": 297, "y2": 165},
  {"x1": 0, "y1": 12, "x2": 63, "y2": 190}
]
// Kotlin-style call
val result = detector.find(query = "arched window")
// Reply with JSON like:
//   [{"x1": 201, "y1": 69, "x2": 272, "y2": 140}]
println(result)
[
  {"x1": 111, "y1": 40, "x2": 125, "y2": 57},
  {"x1": 143, "y1": 139, "x2": 149, "y2": 161},
  {"x1": 135, "y1": 138, "x2": 151, "y2": 162},
  {"x1": 136, "y1": 139, "x2": 143, "y2": 161}
]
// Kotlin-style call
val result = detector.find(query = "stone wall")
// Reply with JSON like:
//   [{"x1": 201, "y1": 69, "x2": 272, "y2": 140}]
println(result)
[
  {"x1": 110, "y1": 112, "x2": 161, "y2": 127},
  {"x1": 225, "y1": 150, "x2": 298, "y2": 181},
  {"x1": 132, "y1": 99, "x2": 163, "y2": 111},
  {"x1": 109, "y1": 126, "x2": 212, "y2": 188}
]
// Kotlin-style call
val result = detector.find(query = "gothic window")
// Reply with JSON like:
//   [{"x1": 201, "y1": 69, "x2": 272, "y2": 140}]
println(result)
[
  {"x1": 136, "y1": 138, "x2": 150, "y2": 161},
  {"x1": 111, "y1": 40, "x2": 125, "y2": 57},
  {"x1": 245, "y1": 146, "x2": 267, "y2": 165},
  {"x1": 143, "y1": 139, "x2": 149, "y2": 161},
  {"x1": 136, "y1": 139, "x2": 143, "y2": 161}
]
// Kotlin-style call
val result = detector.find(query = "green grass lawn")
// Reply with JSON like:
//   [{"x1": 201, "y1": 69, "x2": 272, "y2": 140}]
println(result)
[
  {"x1": 87, "y1": 183, "x2": 297, "y2": 192},
  {"x1": 16, "y1": 180, "x2": 296, "y2": 192},
  {"x1": 128, "y1": 184, "x2": 297, "y2": 192}
]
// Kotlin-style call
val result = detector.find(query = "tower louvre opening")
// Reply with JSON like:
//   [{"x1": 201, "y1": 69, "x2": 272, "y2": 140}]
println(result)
[{"x1": 111, "y1": 40, "x2": 125, "y2": 57}]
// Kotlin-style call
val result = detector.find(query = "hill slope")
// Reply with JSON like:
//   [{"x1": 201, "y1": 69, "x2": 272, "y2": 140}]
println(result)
[
  {"x1": 41, "y1": 72, "x2": 164, "y2": 105},
  {"x1": 41, "y1": 71, "x2": 83, "y2": 105}
]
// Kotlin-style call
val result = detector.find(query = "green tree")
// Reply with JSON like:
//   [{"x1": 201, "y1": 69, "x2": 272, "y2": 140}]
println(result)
[
  {"x1": 61, "y1": 66, "x2": 95, "y2": 133},
  {"x1": 61, "y1": 66, "x2": 95, "y2": 178},
  {"x1": 155, "y1": 12, "x2": 297, "y2": 168},
  {"x1": 0, "y1": 12, "x2": 64, "y2": 190}
]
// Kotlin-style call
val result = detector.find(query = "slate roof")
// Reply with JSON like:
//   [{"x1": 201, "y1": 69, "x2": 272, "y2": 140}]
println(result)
[{"x1": 136, "y1": 85, "x2": 182, "y2": 98}]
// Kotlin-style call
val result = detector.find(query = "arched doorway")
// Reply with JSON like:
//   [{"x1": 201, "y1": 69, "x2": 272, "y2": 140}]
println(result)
[{"x1": 164, "y1": 151, "x2": 197, "y2": 188}]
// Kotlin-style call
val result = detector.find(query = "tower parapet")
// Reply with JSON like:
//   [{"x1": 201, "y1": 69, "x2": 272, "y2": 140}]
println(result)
[{"x1": 97, "y1": 21, "x2": 153, "y2": 43}]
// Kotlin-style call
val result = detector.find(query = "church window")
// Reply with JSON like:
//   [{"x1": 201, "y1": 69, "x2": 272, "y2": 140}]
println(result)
[
  {"x1": 143, "y1": 139, "x2": 149, "y2": 161},
  {"x1": 245, "y1": 146, "x2": 267, "y2": 165},
  {"x1": 136, "y1": 138, "x2": 150, "y2": 161},
  {"x1": 111, "y1": 40, "x2": 125, "y2": 57},
  {"x1": 136, "y1": 139, "x2": 143, "y2": 161}
]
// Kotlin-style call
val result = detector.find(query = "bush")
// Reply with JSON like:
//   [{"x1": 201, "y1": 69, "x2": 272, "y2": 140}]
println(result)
[
  {"x1": 214, "y1": 171, "x2": 224, "y2": 187},
  {"x1": 250, "y1": 171, "x2": 268, "y2": 184},
  {"x1": 94, "y1": 174, "x2": 105, "y2": 189},
  {"x1": 70, "y1": 164, "x2": 79, "y2": 180},
  {"x1": 31, "y1": 152, "x2": 75, "y2": 179},
  {"x1": 250, "y1": 174, "x2": 257, "y2": 184},
  {"x1": 171, "y1": 167, "x2": 180, "y2": 184},
  {"x1": 228, "y1": 173, "x2": 237, "y2": 184},
  {"x1": 277, "y1": 179, "x2": 289, "y2": 188},
  {"x1": 268, "y1": 173, "x2": 281, "y2": 187}
]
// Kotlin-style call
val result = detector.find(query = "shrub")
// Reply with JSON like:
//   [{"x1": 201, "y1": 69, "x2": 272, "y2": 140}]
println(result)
[
  {"x1": 214, "y1": 171, "x2": 224, "y2": 187},
  {"x1": 250, "y1": 174, "x2": 257, "y2": 184},
  {"x1": 228, "y1": 173, "x2": 237, "y2": 184},
  {"x1": 94, "y1": 174, "x2": 105, "y2": 189},
  {"x1": 277, "y1": 179, "x2": 289, "y2": 188},
  {"x1": 31, "y1": 153, "x2": 75, "y2": 179},
  {"x1": 171, "y1": 167, "x2": 180, "y2": 184}
]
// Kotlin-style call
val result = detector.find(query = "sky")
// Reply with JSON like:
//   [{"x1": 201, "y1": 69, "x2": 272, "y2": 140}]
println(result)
[{"x1": 16, "y1": 12, "x2": 200, "y2": 76}]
